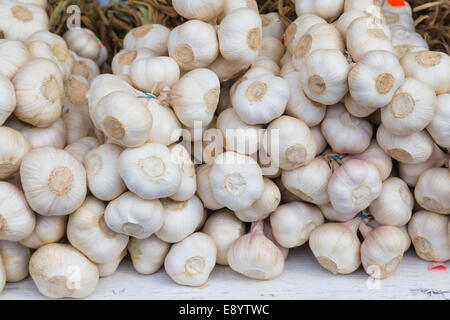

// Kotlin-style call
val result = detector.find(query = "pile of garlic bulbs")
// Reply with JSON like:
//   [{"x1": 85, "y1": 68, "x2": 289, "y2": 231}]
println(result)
[{"x1": 0, "y1": 0, "x2": 449, "y2": 298}]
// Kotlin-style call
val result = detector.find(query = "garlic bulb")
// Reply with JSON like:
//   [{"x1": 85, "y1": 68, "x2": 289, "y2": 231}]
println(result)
[
  {"x1": 123, "y1": 24, "x2": 170, "y2": 55},
  {"x1": 0, "y1": 75, "x2": 16, "y2": 126},
  {"x1": 202, "y1": 209, "x2": 245, "y2": 265},
  {"x1": 208, "y1": 54, "x2": 249, "y2": 83},
  {"x1": 263, "y1": 221, "x2": 289, "y2": 259},
  {"x1": 310, "y1": 125, "x2": 327, "y2": 154},
  {"x1": 234, "y1": 177, "x2": 280, "y2": 222},
  {"x1": 292, "y1": 23, "x2": 344, "y2": 69},
  {"x1": 319, "y1": 203, "x2": 356, "y2": 222},
  {"x1": 281, "y1": 157, "x2": 331, "y2": 205},
  {"x1": 408, "y1": 211, "x2": 450, "y2": 262},
  {"x1": 376, "y1": 124, "x2": 433, "y2": 164},
  {"x1": 111, "y1": 48, "x2": 156, "y2": 77},
  {"x1": 218, "y1": 8, "x2": 262, "y2": 65},
  {"x1": 7, "y1": 117, "x2": 66, "y2": 149},
  {"x1": 63, "y1": 28, "x2": 107, "y2": 65},
  {"x1": 64, "y1": 136, "x2": 98, "y2": 164},
  {"x1": 13, "y1": 58, "x2": 63, "y2": 128},
  {"x1": 381, "y1": 78, "x2": 436, "y2": 136},
  {"x1": 92, "y1": 91, "x2": 152, "y2": 148},
  {"x1": 295, "y1": 0, "x2": 344, "y2": 22},
  {"x1": 369, "y1": 177, "x2": 413, "y2": 227},
  {"x1": 335, "y1": 10, "x2": 367, "y2": 41},
  {"x1": 309, "y1": 218, "x2": 361, "y2": 274},
  {"x1": 0, "y1": 241, "x2": 30, "y2": 282},
  {"x1": 0, "y1": 39, "x2": 29, "y2": 79},
  {"x1": 130, "y1": 56, "x2": 180, "y2": 95},
  {"x1": 20, "y1": 215, "x2": 66, "y2": 249},
  {"x1": 400, "y1": 51, "x2": 450, "y2": 95},
  {"x1": 67, "y1": 197, "x2": 129, "y2": 264},
  {"x1": 383, "y1": 11, "x2": 414, "y2": 29},
  {"x1": 172, "y1": 0, "x2": 224, "y2": 21},
  {"x1": 128, "y1": 235, "x2": 170, "y2": 275},
  {"x1": 195, "y1": 164, "x2": 224, "y2": 210},
  {"x1": 299, "y1": 49, "x2": 349, "y2": 105},
  {"x1": 415, "y1": 168, "x2": 450, "y2": 215},
  {"x1": 168, "y1": 20, "x2": 219, "y2": 71},
  {"x1": 321, "y1": 104, "x2": 373, "y2": 154},
  {"x1": 218, "y1": 0, "x2": 258, "y2": 21},
  {"x1": 259, "y1": 36, "x2": 285, "y2": 63},
  {"x1": 283, "y1": 71, "x2": 326, "y2": 127},
  {"x1": 170, "y1": 68, "x2": 219, "y2": 128},
  {"x1": 264, "y1": 115, "x2": 317, "y2": 170},
  {"x1": 167, "y1": 144, "x2": 196, "y2": 202},
  {"x1": 0, "y1": 1, "x2": 48, "y2": 41},
  {"x1": 394, "y1": 44, "x2": 427, "y2": 59},
  {"x1": 228, "y1": 221, "x2": 284, "y2": 280},
  {"x1": 399, "y1": 144, "x2": 448, "y2": 187},
  {"x1": 97, "y1": 249, "x2": 126, "y2": 278},
  {"x1": 347, "y1": 17, "x2": 393, "y2": 62},
  {"x1": 252, "y1": 57, "x2": 280, "y2": 75},
  {"x1": 348, "y1": 50, "x2": 404, "y2": 109},
  {"x1": 382, "y1": 0, "x2": 412, "y2": 15},
  {"x1": 29, "y1": 243, "x2": 99, "y2": 298},
  {"x1": 359, "y1": 224, "x2": 406, "y2": 279},
  {"x1": 155, "y1": 196, "x2": 205, "y2": 243},
  {"x1": 343, "y1": 140, "x2": 393, "y2": 181},
  {"x1": 284, "y1": 14, "x2": 326, "y2": 54},
  {"x1": 271, "y1": 201, "x2": 324, "y2": 248},
  {"x1": 261, "y1": 12, "x2": 284, "y2": 40},
  {"x1": 328, "y1": 159, "x2": 382, "y2": 215},
  {"x1": 63, "y1": 75, "x2": 90, "y2": 114},
  {"x1": 344, "y1": 93, "x2": 377, "y2": 118},
  {"x1": 164, "y1": 232, "x2": 216, "y2": 287},
  {"x1": 104, "y1": 192, "x2": 164, "y2": 239},
  {"x1": 0, "y1": 182, "x2": 35, "y2": 241},
  {"x1": 0, "y1": 126, "x2": 30, "y2": 179},
  {"x1": 85, "y1": 143, "x2": 126, "y2": 201},
  {"x1": 427, "y1": 94, "x2": 450, "y2": 149},
  {"x1": 20, "y1": 147, "x2": 87, "y2": 216},
  {"x1": 146, "y1": 100, "x2": 182, "y2": 146},
  {"x1": 119, "y1": 143, "x2": 181, "y2": 200},
  {"x1": 70, "y1": 53, "x2": 100, "y2": 81},
  {"x1": 26, "y1": 31, "x2": 73, "y2": 78}
]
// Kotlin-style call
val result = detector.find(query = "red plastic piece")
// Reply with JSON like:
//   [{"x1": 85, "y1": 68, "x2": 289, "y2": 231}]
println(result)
[
  {"x1": 281, "y1": 37, "x2": 285, "y2": 46},
  {"x1": 386, "y1": 0, "x2": 407, "y2": 7},
  {"x1": 428, "y1": 262, "x2": 448, "y2": 272}
]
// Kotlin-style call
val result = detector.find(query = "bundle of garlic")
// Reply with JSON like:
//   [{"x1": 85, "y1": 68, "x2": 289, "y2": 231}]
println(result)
[{"x1": 0, "y1": 0, "x2": 448, "y2": 299}]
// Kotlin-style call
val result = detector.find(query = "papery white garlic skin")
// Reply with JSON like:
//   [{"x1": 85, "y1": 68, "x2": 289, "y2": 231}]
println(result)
[
  {"x1": 328, "y1": 159, "x2": 382, "y2": 215},
  {"x1": 369, "y1": 177, "x2": 413, "y2": 226},
  {"x1": 299, "y1": 49, "x2": 349, "y2": 105},
  {"x1": 92, "y1": 91, "x2": 152, "y2": 148},
  {"x1": 383, "y1": 10, "x2": 414, "y2": 29},
  {"x1": 64, "y1": 137, "x2": 99, "y2": 164},
  {"x1": 70, "y1": 52, "x2": 100, "y2": 81},
  {"x1": 319, "y1": 203, "x2": 356, "y2": 222},
  {"x1": 344, "y1": 0, "x2": 381, "y2": 12},
  {"x1": 0, "y1": 241, "x2": 30, "y2": 282},
  {"x1": 85, "y1": 143, "x2": 126, "y2": 201},
  {"x1": 63, "y1": 28, "x2": 104, "y2": 62},
  {"x1": 263, "y1": 221, "x2": 289, "y2": 259},
  {"x1": 0, "y1": 39, "x2": 29, "y2": 79},
  {"x1": 146, "y1": 100, "x2": 182, "y2": 146},
  {"x1": 321, "y1": 104, "x2": 373, "y2": 154},
  {"x1": 172, "y1": 0, "x2": 224, "y2": 21},
  {"x1": 208, "y1": 55, "x2": 249, "y2": 83},
  {"x1": 97, "y1": 249, "x2": 127, "y2": 278},
  {"x1": 156, "y1": 196, "x2": 205, "y2": 243},
  {"x1": 164, "y1": 232, "x2": 217, "y2": 287},
  {"x1": 284, "y1": 14, "x2": 326, "y2": 54},
  {"x1": 281, "y1": 158, "x2": 331, "y2": 205},
  {"x1": 0, "y1": 2, "x2": 49, "y2": 41},
  {"x1": 414, "y1": 168, "x2": 450, "y2": 215},
  {"x1": 209, "y1": 151, "x2": 264, "y2": 211},
  {"x1": 195, "y1": 164, "x2": 224, "y2": 210},
  {"x1": 344, "y1": 93, "x2": 378, "y2": 118},
  {"x1": 335, "y1": 10, "x2": 367, "y2": 41},
  {"x1": 227, "y1": 221, "x2": 284, "y2": 280},
  {"x1": 295, "y1": 0, "x2": 344, "y2": 22},
  {"x1": 309, "y1": 219, "x2": 361, "y2": 274},
  {"x1": 310, "y1": 126, "x2": 327, "y2": 154},
  {"x1": 29, "y1": 243, "x2": 99, "y2": 299},
  {"x1": 218, "y1": 8, "x2": 262, "y2": 65},
  {"x1": 382, "y1": 0, "x2": 412, "y2": 15},
  {"x1": 13, "y1": 58, "x2": 63, "y2": 128},
  {"x1": 130, "y1": 56, "x2": 180, "y2": 95},
  {"x1": 270, "y1": 201, "x2": 324, "y2": 248},
  {"x1": 259, "y1": 36, "x2": 285, "y2": 63},
  {"x1": 360, "y1": 225, "x2": 406, "y2": 279},
  {"x1": 119, "y1": 143, "x2": 181, "y2": 200},
  {"x1": 168, "y1": 144, "x2": 196, "y2": 201},
  {"x1": 62, "y1": 75, "x2": 90, "y2": 114},
  {"x1": 381, "y1": 78, "x2": 436, "y2": 136},
  {"x1": 20, "y1": 147, "x2": 87, "y2": 216},
  {"x1": 128, "y1": 235, "x2": 170, "y2": 275},
  {"x1": 123, "y1": 24, "x2": 170, "y2": 55},
  {"x1": 20, "y1": 215, "x2": 67, "y2": 249},
  {"x1": 112, "y1": 48, "x2": 156, "y2": 77},
  {"x1": 348, "y1": 50, "x2": 405, "y2": 109},
  {"x1": 202, "y1": 209, "x2": 245, "y2": 265},
  {"x1": 104, "y1": 192, "x2": 164, "y2": 239},
  {"x1": 408, "y1": 211, "x2": 450, "y2": 262},
  {"x1": 218, "y1": 0, "x2": 258, "y2": 22},
  {"x1": 234, "y1": 177, "x2": 281, "y2": 222},
  {"x1": 427, "y1": 94, "x2": 450, "y2": 149},
  {"x1": 376, "y1": 124, "x2": 434, "y2": 164},
  {"x1": 264, "y1": 116, "x2": 317, "y2": 170},
  {"x1": 0, "y1": 126, "x2": 31, "y2": 179},
  {"x1": 170, "y1": 68, "x2": 220, "y2": 128},
  {"x1": 168, "y1": 20, "x2": 219, "y2": 71},
  {"x1": 261, "y1": 13, "x2": 285, "y2": 40},
  {"x1": 0, "y1": 75, "x2": 16, "y2": 126}
]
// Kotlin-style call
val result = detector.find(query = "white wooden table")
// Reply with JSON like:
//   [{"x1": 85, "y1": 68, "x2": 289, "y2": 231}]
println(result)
[{"x1": 1, "y1": 246, "x2": 449, "y2": 300}]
